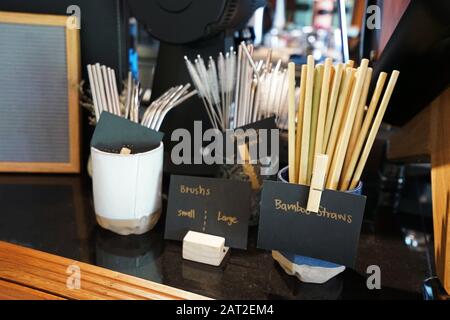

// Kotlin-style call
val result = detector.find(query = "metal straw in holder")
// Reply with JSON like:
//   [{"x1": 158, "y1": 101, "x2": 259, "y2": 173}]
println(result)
[{"x1": 91, "y1": 143, "x2": 164, "y2": 235}]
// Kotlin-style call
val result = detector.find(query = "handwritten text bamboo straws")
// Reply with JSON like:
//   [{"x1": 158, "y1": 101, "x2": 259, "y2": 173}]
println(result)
[
  {"x1": 288, "y1": 56, "x2": 399, "y2": 192},
  {"x1": 185, "y1": 43, "x2": 290, "y2": 132},
  {"x1": 87, "y1": 64, "x2": 195, "y2": 130}
]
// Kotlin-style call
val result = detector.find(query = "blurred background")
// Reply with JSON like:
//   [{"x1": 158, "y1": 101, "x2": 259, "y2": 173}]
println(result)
[{"x1": 138, "y1": 0, "x2": 363, "y2": 89}]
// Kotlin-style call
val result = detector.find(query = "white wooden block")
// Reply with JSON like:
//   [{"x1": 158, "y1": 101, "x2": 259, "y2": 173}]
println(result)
[{"x1": 182, "y1": 231, "x2": 229, "y2": 266}]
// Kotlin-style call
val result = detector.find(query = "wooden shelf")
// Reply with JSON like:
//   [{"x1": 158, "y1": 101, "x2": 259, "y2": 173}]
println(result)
[{"x1": 0, "y1": 241, "x2": 209, "y2": 300}]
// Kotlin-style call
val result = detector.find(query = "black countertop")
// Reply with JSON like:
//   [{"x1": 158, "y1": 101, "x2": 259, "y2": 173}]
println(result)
[{"x1": 0, "y1": 173, "x2": 431, "y2": 300}]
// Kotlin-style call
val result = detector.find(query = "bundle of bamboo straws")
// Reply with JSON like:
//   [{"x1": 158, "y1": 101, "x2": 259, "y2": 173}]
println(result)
[
  {"x1": 185, "y1": 42, "x2": 290, "y2": 131},
  {"x1": 287, "y1": 56, "x2": 399, "y2": 191}
]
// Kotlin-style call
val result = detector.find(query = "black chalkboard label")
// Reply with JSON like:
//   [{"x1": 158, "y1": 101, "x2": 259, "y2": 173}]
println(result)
[
  {"x1": 91, "y1": 112, "x2": 164, "y2": 154},
  {"x1": 238, "y1": 116, "x2": 277, "y2": 131},
  {"x1": 164, "y1": 175, "x2": 252, "y2": 249},
  {"x1": 219, "y1": 116, "x2": 278, "y2": 161},
  {"x1": 257, "y1": 180, "x2": 366, "y2": 267}
]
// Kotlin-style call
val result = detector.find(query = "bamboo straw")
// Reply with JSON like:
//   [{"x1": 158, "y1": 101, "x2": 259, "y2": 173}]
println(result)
[
  {"x1": 325, "y1": 67, "x2": 355, "y2": 167},
  {"x1": 288, "y1": 62, "x2": 296, "y2": 183},
  {"x1": 329, "y1": 65, "x2": 335, "y2": 90},
  {"x1": 348, "y1": 70, "x2": 400, "y2": 189},
  {"x1": 355, "y1": 68, "x2": 373, "y2": 130},
  {"x1": 326, "y1": 73, "x2": 355, "y2": 184},
  {"x1": 299, "y1": 55, "x2": 315, "y2": 185},
  {"x1": 307, "y1": 65, "x2": 324, "y2": 183},
  {"x1": 327, "y1": 59, "x2": 369, "y2": 190},
  {"x1": 342, "y1": 67, "x2": 373, "y2": 175},
  {"x1": 343, "y1": 71, "x2": 357, "y2": 116},
  {"x1": 323, "y1": 63, "x2": 344, "y2": 153},
  {"x1": 314, "y1": 58, "x2": 333, "y2": 168},
  {"x1": 294, "y1": 65, "x2": 308, "y2": 183},
  {"x1": 238, "y1": 143, "x2": 261, "y2": 190},
  {"x1": 339, "y1": 72, "x2": 388, "y2": 190}
]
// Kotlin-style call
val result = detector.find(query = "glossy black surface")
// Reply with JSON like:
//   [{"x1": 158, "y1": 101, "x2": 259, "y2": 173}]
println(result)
[{"x1": 0, "y1": 173, "x2": 431, "y2": 300}]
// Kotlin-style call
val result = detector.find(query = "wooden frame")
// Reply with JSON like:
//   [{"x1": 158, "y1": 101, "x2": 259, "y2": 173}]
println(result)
[{"x1": 0, "y1": 11, "x2": 80, "y2": 173}]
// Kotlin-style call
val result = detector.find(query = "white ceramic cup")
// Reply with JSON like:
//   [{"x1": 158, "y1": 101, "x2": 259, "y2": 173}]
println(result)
[{"x1": 91, "y1": 142, "x2": 163, "y2": 235}]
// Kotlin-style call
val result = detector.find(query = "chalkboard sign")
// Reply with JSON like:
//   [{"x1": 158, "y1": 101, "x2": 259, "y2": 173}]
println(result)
[
  {"x1": 164, "y1": 175, "x2": 252, "y2": 249},
  {"x1": 257, "y1": 180, "x2": 366, "y2": 267},
  {"x1": 91, "y1": 112, "x2": 164, "y2": 153},
  {"x1": 0, "y1": 12, "x2": 80, "y2": 173}
]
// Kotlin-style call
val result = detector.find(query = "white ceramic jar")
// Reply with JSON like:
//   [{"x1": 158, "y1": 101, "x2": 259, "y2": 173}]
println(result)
[{"x1": 91, "y1": 142, "x2": 163, "y2": 235}]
